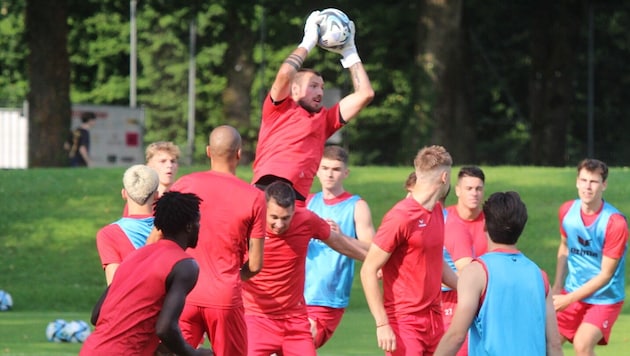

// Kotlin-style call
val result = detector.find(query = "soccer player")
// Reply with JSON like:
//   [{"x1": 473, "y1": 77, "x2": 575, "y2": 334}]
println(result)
[
  {"x1": 243, "y1": 181, "x2": 368, "y2": 356},
  {"x1": 552, "y1": 158, "x2": 628, "y2": 355},
  {"x1": 123, "y1": 141, "x2": 179, "y2": 217},
  {"x1": 81, "y1": 191, "x2": 213, "y2": 356},
  {"x1": 441, "y1": 166, "x2": 487, "y2": 356},
  {"x1": 435, "y1": 191, "x2": 563, "y2": 356},
  {"x1": 96, "y1": 164, "x2": 159, "y2": 285},
  {"x1": 146, "y1": 141, "x2": 180, "y2": 197},
  {"x1": 172, "y1": 125, "x2": 266, "y2": 356},
  {"x1": 304, "y1": 145, "x2": 375, "y2": 348},
  {"x1": 252, "y1": 10, "x2": 374, "y2": 205},
  {"x1": 360, "y1": 145, "x2": 457, "y2": 355}
]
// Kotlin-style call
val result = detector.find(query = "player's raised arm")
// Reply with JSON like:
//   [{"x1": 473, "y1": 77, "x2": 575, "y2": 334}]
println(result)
[
  {"x1": 270, "y1": 11, "x2": 323, "y2": 103},
  {"x1": 320, "y1": 17, "x2": 374, "y2": 123}
]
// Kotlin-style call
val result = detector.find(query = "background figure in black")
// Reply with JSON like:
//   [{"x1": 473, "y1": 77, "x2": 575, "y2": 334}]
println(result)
[{"x1": 66, "y1": 111, "x2": 97, "y2": 167}]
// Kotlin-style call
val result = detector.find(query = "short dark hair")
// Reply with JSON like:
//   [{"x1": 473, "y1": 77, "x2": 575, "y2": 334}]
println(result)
[
  {"x1": 322, "y1": 145, "x2": 349, "y2": 165},
  {"x1": 458, "y1": 166, "x2": 485, "y2": 182},
  {"x1": 577, "y1": 158, "x2": 608, "y2": 182},
  {"x1": 153, "y1": 191, "x2": 201, "y2": 238},
  {"x1": 81, "y1": 111, "x2": 96, "y2": 123},
  {"x1": 483, "y1": 191, "x2": 528, "y2": 245},
  {"x1": 265, "y1": 181, "x2": 295, "y2": 208}
]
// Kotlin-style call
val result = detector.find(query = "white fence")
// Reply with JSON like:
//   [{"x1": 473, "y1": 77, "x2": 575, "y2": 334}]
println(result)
[
  {"x1": 0, "y1": 106, "x2": 28, "y2": 169},
  {"x1": 0, "y1": 104, "x2": 146, "y2": 169}
]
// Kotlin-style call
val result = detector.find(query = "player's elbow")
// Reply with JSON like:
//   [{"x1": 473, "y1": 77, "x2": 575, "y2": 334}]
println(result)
[{"x1": 360, "y1": 88, "x2": 375, "y2": 107}]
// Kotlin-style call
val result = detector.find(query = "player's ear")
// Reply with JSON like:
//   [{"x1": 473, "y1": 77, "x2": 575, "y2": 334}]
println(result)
[
  {"x1": 236, "y1": 148, "x2": 242, "y2": 160},
  {"x1": 121, "y1": 188, "x2": 127, "y2": 200},
  {"x1": 206, "y1": 145, "x2": 211, "y2": 158}
]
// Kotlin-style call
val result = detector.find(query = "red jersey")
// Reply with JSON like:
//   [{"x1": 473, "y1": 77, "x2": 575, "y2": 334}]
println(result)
[
  {"x1": 373, "y1": 198, "x2": 445, "y2": 316},
  {"x1": 170, "y1": 171, "x2": 266, "y2": 308},
  {"x1": 243, "y1": 208, "x2": 331, "y2": 318},
  {"x1": 95, "y1": 215, "x2": 154, "y2": 269},
  {"x1": 252, "y1": 94, "x2": 343, "y2": 199},
  {"x1": 443, "y1": 206, "x2": 487, "y2": 263},
  {"x1": 80, "y1": 239, "x2": 192, "y2": 355}
]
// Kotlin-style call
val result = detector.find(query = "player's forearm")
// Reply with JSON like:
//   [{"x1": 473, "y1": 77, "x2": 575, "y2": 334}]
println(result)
[
  {"x1": 441, "y1": 260, "x2": 458, "y2": 290},
  {"x1": 157, "y1": 325, "x2": 198, "y2": 356},
  {"x1": 240, "y1": 260, "x2": 260, "y2": 281},
  {"x1": 348, "y1": 63, "x2": 374, "y2": 105},
  {"x1": 566, "y1": 271, "x2": 614, "y2": 303},
  {"x1": 552, "y1": 244, "x2": 568, "y2": 292},
  {"x1": 360, "y1": 268, "x2": 388, "y2": 327},
  {"x1": 434, "y1": 330, "x2": 466, "y2": 356},
  {"x1": 326, "y1": 233, "x2": 367, "y2": 261}
]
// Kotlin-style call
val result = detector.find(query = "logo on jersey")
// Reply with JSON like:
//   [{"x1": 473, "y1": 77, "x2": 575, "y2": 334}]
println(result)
[
  {"x1": 418, "y1": 219, "x2": 426, "y2": 227},
  {"x1": 577, "y1": 235, "x2": 590, "y2": 247}
]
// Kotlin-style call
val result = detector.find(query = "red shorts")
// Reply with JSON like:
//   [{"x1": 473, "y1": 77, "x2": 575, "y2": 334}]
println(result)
[
  {"x1": 441, "y1": 290, "x2": 468, "y2": 356},
  {"x1": 245, "y1": 314, "x2": 316, "y2": 356},
  {"x1": 306, "y1": 305, "x2": 345, "y2": 348},
  {"x1": 388, "y1": 307, "x2": 444, "y2": 356},
  {"x1": 556, "y1": 293, "x2": 623, "y2": 345},
  {"x1": 179, "y1": 304, "x2": 247, "y2": 355}
]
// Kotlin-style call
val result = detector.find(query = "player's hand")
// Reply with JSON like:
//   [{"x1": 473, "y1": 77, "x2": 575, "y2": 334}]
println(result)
[
  {"x1": 299, "y1": 10, "x2": 323, "y2": 52},
  {"x1": 324, "y1": 21, "x2": 361, "y2": 68},
  {"x1": 552, "y1": 293, "x2": 572, "y2": 312},
  {"x1": 308, "y1": 317, "x2": 318, "y2": 339},
  {"x1": 376, "y1": 324, "x2": 396, "y2": 352},
  {"x1": 325, "y1": 219, "x2": 341, "y2": 234}
]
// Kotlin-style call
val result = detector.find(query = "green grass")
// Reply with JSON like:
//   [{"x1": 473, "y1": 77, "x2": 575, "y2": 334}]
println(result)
[{"x1": 1, "y1": 165, "x2": 629, "y2": 354}]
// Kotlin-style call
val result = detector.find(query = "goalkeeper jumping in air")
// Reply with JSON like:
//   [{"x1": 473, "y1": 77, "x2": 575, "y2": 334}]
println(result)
[{"x1": 251, "y1": 9, "x2": 374, "y2": 206}]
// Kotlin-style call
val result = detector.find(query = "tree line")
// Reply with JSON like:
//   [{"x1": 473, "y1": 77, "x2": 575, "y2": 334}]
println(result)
[{"x1": 1, "y1": 0, "x2": 629, "y2": 167}]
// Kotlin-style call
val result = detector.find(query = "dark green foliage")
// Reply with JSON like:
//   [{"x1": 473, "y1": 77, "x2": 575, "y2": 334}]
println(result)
[{"x1": 5, "y1": 1, "x2": 630, "y2": 165}]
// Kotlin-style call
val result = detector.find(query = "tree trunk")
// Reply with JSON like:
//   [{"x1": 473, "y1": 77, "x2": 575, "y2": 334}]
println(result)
[
  {"x1": 221, "y1": 5, "x2": 256, "y2": 164},
  {"x1": 25, "y1": 0, "x2": 71, "y2": 167},
  {"x1": 417, "y1": 0, "x2": 475, "y2": 163},
  {"x1": 529, "y1": 1, "x2": 582, "y2": 166}
]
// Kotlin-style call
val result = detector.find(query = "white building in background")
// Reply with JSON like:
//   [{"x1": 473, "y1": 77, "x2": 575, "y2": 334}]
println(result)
[{"x1": 0, "y1": 104, "x2": 145, "y2": 169}]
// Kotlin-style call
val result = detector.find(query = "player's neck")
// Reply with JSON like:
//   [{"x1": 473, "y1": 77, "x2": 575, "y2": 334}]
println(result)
[
  {"x1": 322, "y1": 186, "x2": 345, "y2": 199},
  {"x1": 410, "y1": 183, "x2": 441, "y2": 211},
  {"x1": 455, "y1": 204, "x2": 481, "y2": 221},
  {"x1": 581, "y1": 198, "x2": 603, "y2": 215},
  {"x1": 210, "y1": 161, "x2": 237, "y2": 175},
  {"x1": 127, "y1": 201, "x2": 153, "y2": 216}
]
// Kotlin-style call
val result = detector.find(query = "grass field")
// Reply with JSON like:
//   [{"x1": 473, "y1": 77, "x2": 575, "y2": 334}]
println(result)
[{"x1": 0, "y1": 165, "x2": 629, "y2": 355}]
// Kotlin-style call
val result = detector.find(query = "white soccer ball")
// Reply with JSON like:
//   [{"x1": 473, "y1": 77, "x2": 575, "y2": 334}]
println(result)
[
  {"x1": 0, "y1": 290, "x2": 12, "y2": 311},
  {"x1": 46, "y1": 319, "x2": 68, "y2": 342},
  {"x1": 317, "y1": 8, "x2": 352, "y2": 49},
  {"x1": 63, "y1": 320, "x2": 92, "y2": 343}
]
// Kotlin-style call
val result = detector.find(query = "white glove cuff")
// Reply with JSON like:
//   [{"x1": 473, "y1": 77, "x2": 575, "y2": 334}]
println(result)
[
  {"x1": 340, "y1": 48, "x2": 361, "y2": 68},
  {"x1": 299, "y1": 39, "x2": 316, "y2": 53}
]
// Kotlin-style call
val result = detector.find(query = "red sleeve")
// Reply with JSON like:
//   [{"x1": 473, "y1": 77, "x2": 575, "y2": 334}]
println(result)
[
  {"x1": 324, "y1": 103, "x2": 344, "y2": 138},
  {"x1": 373, "y1": 209, "x2": 405, "y2": 254},
  {"x1": 306, "y1": 193, "x2": 315, "y2": 206},
  {"x1": 262, "y1": 93, "x2": 291, "y2": 124},
  {"x1": 250, "y1": 190, "x2": 267, "y2": 239},
  {"x1": 558, "y1": 201, "x2": 573, "y2": 238},
  {"x1": 603, "y1": 213, "x2": 629, "y2": 259},
  {"x1": 96, "y1": 225, "x2": 125, "y2": 268},
  {"x1": 444, "y1": 217, "x2": 474, "y2": 262}
]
